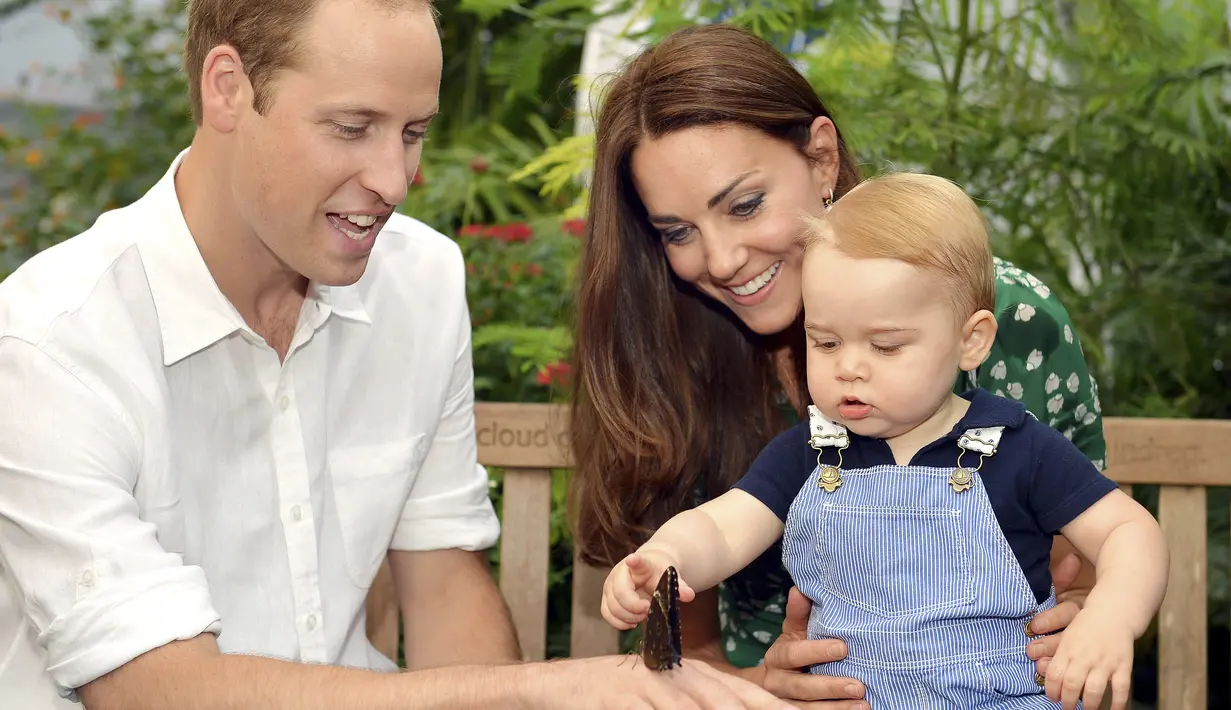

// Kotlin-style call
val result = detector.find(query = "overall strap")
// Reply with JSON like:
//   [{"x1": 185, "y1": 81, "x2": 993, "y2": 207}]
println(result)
[
  {"x1": 949, "y1": 426, "x2": 1006, "y2": 492},
  {"x1": 806, "y1": 406, "x2": 849, "y2": 493}
]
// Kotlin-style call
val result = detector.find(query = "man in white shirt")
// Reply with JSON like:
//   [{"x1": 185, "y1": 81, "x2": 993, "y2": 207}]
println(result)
[{"x1": 0, "y1": 1, "x2": 794, "y2": 708}]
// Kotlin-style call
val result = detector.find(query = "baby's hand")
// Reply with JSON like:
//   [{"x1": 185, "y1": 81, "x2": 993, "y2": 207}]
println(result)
[
  {"x1": 1042, "y1": 607, "x2": 1133, "y2": 710},
  {"x1": 600, "y1": 550, "x2": 696, "y2": 630}
]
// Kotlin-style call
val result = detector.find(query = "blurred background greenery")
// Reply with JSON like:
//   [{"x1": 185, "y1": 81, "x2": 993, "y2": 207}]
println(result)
[{"x1": 1, "y1": 0, "x2": 1227, "y2": 705}]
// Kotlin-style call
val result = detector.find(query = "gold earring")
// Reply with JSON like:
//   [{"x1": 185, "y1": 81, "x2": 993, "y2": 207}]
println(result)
[{"x1": 823, "y1": 187, "x2": 835, "y2": 210}]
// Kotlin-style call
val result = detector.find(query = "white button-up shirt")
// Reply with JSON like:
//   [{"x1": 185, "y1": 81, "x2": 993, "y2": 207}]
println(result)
[{"x1": 0, "y1": 151, "x2": 500, "y2": 707}]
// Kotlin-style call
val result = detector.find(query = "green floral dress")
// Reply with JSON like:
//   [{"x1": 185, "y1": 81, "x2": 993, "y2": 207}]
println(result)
[{"x1": 716, "y1": 258, "x2": 1108, "y2": 668}]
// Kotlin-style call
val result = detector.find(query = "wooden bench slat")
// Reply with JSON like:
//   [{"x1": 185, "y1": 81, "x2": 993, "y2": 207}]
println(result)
[
  {"x1": 476, "y1": 403, "x2": 573, "y2": 468},
  {"x1": 570, "y1": 551, "x2": 621, "y2": 658},
  {"x1": 1156, "y1": 485, "x2": 1207, "y2": 710},
  {"x1": 1104, "y1": 417, "x2": 1231, "y2": 486},
  {"x1": 499, "y1": 468, "x2": 554, "y2": 661}
]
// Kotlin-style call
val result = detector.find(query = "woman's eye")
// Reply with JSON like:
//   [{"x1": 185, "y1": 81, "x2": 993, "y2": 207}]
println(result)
[
  {"x1": 333, "y1": 123, "x2": 367, "y2": 139},
  {"x1": 662, "y1": 226, "x2": 691, "y2": 244},
  {"x1": 731, "y1": 194, "x2": 764, "y2": 218}
]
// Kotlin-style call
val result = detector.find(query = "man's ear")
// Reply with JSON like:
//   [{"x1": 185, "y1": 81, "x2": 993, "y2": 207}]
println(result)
[
  {"x1": 199, "y1": 44, "x2": 251, "y2": 133},
  {"x1": 959, "y1": 309, "x2": 998, "y2": 372}
]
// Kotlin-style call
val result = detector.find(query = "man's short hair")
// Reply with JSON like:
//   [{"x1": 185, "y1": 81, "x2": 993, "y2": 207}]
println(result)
[
  {"x1": 182, "y1": 0, "x2": 434, "y2": 125},
  {"x1": 802, "y1": 172, "x2": 997, "y2": 319}
]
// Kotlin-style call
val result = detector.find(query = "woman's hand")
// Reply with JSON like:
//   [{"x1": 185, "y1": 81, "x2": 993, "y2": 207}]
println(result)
[
  {"x1": 1027, "y1": 546, "x2": 1092, "y2": 675},
  {"x1": 759, "y1": 587, "x2": 867, "y2": 709}
]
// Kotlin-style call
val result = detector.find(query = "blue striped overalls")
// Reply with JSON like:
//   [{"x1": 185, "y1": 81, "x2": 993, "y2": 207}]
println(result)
[{"x1": 782, "y1": 407, "x2": 1066, "y2": 709}]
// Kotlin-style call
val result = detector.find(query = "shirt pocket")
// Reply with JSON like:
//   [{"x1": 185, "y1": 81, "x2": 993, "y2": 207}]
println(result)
[
  {"x1": 328, "y1": 434, "x2": 430, "y2": 587},
  {"x1": 817, "y1": 503, "x2": 974, "y2": 618}
]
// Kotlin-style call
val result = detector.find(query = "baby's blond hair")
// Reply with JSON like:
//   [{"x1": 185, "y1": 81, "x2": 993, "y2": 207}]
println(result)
[{"x1": 802, "y1": 172, "x2": 995, "y2": 319}]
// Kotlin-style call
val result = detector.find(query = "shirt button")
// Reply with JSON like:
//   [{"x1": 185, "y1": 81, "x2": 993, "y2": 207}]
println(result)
[
  {"x1": 306, "y1": 614, "x2": 318, "y2": 631},
  {"x1": 80, "y1": 569, "x2": 95, "y2": 587},
  {"x1": 278, "y1": 395, "x2": 290, "y2": 411},
  {"x1": 291, "y1": 505, "x2": 303, "y2": 521}
]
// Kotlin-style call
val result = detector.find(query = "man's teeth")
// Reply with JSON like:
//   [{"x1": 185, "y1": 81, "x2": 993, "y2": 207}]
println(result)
[
  {"x1": 341, "y1": 214, "x2": 378, "y2": 227},
  {"x1": 729, "y1": 262, "x2": 780, "y2": 297},
  {"x1": 332, "y1": 213, "x2": 379, "y2": 240}
]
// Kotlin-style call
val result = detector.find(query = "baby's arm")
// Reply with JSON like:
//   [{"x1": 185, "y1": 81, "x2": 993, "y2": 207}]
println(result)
[
  {"x1": 1059, "y1": 488, "x2": 1168, "y2": 637},
  {"x1": 1044, "y1": 489, "x2": 1167, "y2": 709},
  {"x1": 601, "y1": 490, "x2": 784, "y2": 630}
]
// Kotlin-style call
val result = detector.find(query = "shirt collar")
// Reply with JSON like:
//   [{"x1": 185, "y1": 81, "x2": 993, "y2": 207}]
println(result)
[
  {"x1": 137, "y1": 149, "x2": 248, "y2": 366},
  {"x1": 137, "y1": 149, "x2": 371, "y2": 367},
  {"x1": 950, "y1": 387, "x2": 1030, "y2": 433},
  {"x1": 313, "y1": 283, "x2": 371, "y2": 324}
]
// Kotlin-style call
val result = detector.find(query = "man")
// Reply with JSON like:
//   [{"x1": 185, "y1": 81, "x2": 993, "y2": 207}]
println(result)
[{"x1": 0, "y1": 1, "x2": 792, "y2": 708}]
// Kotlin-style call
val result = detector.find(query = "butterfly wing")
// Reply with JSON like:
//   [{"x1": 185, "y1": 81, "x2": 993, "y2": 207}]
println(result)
[{"x1": 641, "y1": 566, "x2": 683, "y2": 671}]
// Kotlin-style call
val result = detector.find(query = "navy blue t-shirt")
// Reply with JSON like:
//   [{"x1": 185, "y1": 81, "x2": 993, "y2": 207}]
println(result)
[{"x1": 733, "y1": 388, "x2": 1118, "y2": 603}]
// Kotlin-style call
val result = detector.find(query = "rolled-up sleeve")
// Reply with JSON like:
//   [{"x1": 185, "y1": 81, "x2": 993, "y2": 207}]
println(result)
[
  {"x1": 0, "y1": 337, "x2": 221, "y2": 696},
  {"x1": 389, "y1": 277, "x2": 500, "y2": 553}
]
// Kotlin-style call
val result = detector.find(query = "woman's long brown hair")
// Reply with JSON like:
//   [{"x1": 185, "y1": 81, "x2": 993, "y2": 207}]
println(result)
[{"x1": 568, "y1": 24, "x2": 863, "y2": 566}]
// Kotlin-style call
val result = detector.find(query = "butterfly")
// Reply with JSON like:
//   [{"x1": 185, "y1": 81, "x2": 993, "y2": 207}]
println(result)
[{"x1": 640, "y1": 565, "x2": 683, "y2": 671}]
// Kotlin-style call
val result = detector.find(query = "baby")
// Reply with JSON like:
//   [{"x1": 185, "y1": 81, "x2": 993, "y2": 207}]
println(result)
[{"x1": 602, "y1": 172, "x2": 1168, "y2": 710}]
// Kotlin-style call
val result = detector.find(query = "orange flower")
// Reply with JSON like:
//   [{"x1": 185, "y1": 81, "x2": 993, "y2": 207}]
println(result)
[{"x1": 24, "y1": 149, "x2": 42, "y2": 167}]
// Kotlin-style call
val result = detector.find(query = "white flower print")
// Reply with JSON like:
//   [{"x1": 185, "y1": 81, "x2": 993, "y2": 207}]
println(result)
[
  {"x1": 1047, "y1": 394, "x2": 1064, "y2": 414},
  {"x1": 1064, "y1": 324, "x2": 1073, "y2": 344},
  {"x1": 1033, "y1": 284, "x2": 1051, "y2": 299},
  {"x1": 1007, "y1": 382, "x2": 1024, "y2": 400},
  {"x1": 1064, "y1": 428, "x2": 1074, "y2": 440},
  {"x1": 991, "y1": 360, "x2": 1008, "y2": 380},
  {"x1": 1015, "y1": 304, "x2": 1036, "y2": 322},
  {"x1": 1083, "y1": 412, "x2": 1098, "y2": 426},
  {"x1": 1026, "y1": 349, "x2": 1043, "y2": 371},
  {"x1": 1045, "y1": 373, "x2": 1061, "y2": 394},
  {"x1": 753, "y1": 630, "x2": 773, "y2": 644},
  {"x1": 764, "y1": 603, "x2": 782, "y2": 615},
  {"x1": 995, "y1": 389, "x2": 1006, "y2": 398},
  {"x1": 726, "y1": 638, "x2": 737, "y2": 652},
  {"x1": 1075, "y1": 403, "x2": 1088, "y2": 420},
  {"x1": 1067, "y1": 373, "x2": 1081, "y2": 393},
  {"x1": 1093, "y1": 395, "x2": 1102, "y2": 414},
  {"x1": 1093, "y1": 459, "x2": 1105, "y2": 470}
]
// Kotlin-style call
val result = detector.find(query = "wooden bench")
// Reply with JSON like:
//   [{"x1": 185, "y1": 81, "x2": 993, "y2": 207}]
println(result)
[{"x1": 366, "y1": 403, "x2": 1231, "y2": 709}]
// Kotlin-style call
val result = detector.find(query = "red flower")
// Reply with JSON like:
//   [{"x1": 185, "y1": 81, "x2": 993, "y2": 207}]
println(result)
[
  {"x1": 527, "y1": 264, "x2": 543, "y2": 277},
  {"x1": 456, "y1": 222, "x2": 533, "y2": 242},
  {"x1": 561, "y1": 219, "x2": 587, "y2": 237},
  {"x1": 535, "y1": 361, "x2": 573, "y2": 388},
  {"x1": 469, "y1": 156, "x2": 490, "y2": 173},
  {"x1": 412, "y1": 166, "x2": 425, "y2": 186}
]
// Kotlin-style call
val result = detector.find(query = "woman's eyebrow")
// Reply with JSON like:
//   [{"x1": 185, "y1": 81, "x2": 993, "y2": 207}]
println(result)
[{"x1": 707, "y1": 170, "x2": 757, "y2": 208}]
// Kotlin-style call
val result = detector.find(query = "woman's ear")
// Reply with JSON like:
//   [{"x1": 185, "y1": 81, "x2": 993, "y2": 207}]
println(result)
[
  {"x1": 959, "y1": 309, "x2": 998, "y2": 372},
  {"x1": 806, "y1": 116, "x2": 839, "y2": 192}
]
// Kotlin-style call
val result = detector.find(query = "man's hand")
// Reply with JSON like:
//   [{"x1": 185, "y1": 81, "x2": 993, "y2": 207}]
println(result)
[
  {"x1": 538, "y1": 656, "x2": 796, "y2": 710},
  {"x1": 759, "y1": 588, "x2": 866, "y2": 709}
]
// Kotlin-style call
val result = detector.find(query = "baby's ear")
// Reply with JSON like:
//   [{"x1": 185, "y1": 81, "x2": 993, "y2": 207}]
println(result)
[{"x1": 959, "y1": 309, "x2": 998, "y2": 372}]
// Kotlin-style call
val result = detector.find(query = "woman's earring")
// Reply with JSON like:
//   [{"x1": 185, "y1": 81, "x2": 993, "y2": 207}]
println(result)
[{"x1": 823, "y1": 187, "x2": 835, "y2": 210}]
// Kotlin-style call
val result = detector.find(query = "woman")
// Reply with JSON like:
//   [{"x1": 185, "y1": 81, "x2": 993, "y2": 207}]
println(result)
[{"x1": 568, "y1": 23, "x2": 1106, "y2": 706}]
